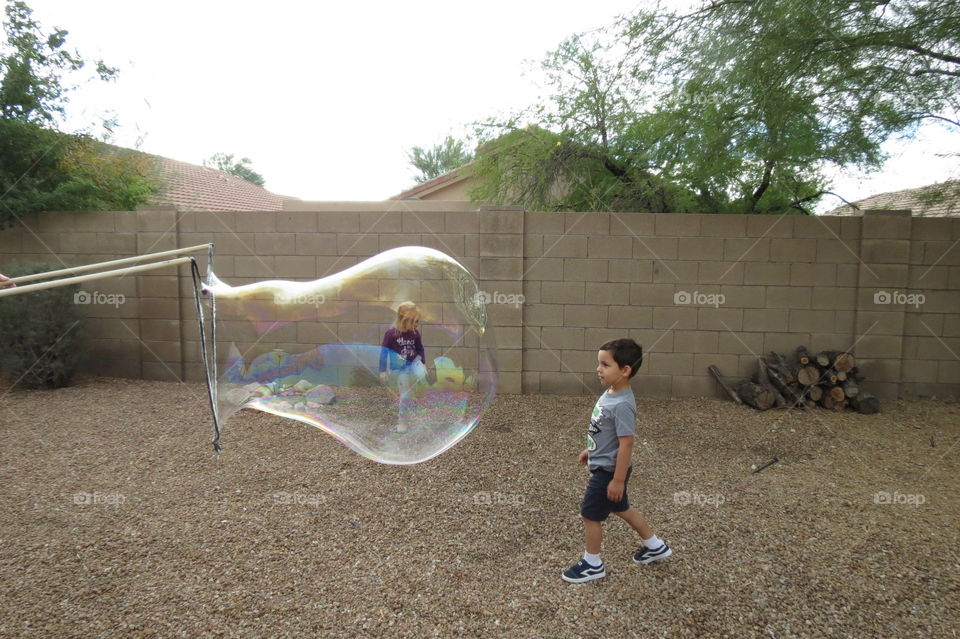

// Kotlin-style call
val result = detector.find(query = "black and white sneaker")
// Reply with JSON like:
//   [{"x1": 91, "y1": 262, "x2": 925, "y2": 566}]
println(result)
[
  {"x1": 633, "y1": 543, "x2": 672, "y2": 564},
  {"x1": 561, "y1": 559, "x2": 606, "y2": 583}
]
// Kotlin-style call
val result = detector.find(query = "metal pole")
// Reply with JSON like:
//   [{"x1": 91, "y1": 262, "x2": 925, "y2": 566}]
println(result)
[
  {"x1": 7, "y1": 243, "x2": 211, "y2": 285},
  {"x1": 0, "y1": 257, "x2": 194, "y2": 298}
]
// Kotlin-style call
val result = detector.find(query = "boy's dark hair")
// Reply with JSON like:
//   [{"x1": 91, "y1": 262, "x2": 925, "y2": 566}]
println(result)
[{"x1": 599, "y1": 338, "x2": 643, "y2": 378}]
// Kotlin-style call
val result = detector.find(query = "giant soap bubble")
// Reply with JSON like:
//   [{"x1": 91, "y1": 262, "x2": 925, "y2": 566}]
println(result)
[{"x1": 202, "y1": 246, "x2": 497, "y2": 464}]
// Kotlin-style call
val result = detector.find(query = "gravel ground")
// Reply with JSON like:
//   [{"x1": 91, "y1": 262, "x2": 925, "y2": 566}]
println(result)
[{"x1": 0, "y1": 376, "x2": 957, "y2": 638}]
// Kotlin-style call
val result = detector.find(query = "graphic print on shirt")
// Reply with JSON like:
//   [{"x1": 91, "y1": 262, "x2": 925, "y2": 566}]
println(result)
[
  {"x1": 587, "y1": 401, "x2": 602, "y2": 451},
  {"x1": 396, "y1": 335, "x2": 417, "y2": 361}
]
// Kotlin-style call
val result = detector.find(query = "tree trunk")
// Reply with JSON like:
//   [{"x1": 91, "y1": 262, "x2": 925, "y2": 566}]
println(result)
[
  {"x1": 843, "y1": 378, "x2": 859, "y2": 398},
  {"x1": 736, "y1": 381, "x2": 776, "y2": 410},
  {"x1": 797, "y1": 365, "x2": 820, "y2": 386},
  {"x1": 851, "y1": 393, "x2": 880, "y2": 415},
  {"x1": 834, "y1": 352, "x2": 855, "y2": 373},
  {"x1": 708, "y1": 365, "x2": 742, "y2": 405}
]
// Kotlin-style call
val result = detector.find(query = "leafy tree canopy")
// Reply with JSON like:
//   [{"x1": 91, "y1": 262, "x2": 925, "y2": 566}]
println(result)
[
  {"x1": 469, "y1": 0, "x2": 959, "y2": 214},
  {"x1": 203, "y1": 152, "x2": 266, "y2": 187},
  {"x1": 407, "y1": 136, "x2": 473, "y2": 184},
  {"x1": 0, "y1": 0, "x2": 157, "y2": 228}
]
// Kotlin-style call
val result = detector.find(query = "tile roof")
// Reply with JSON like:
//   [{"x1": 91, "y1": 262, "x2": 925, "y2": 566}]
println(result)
[
  {"x1": 149, "y1": 155, "x2": 298, "y2": 211},
  {"x1": 827, "y1": 180, "x2": 960, "y2": 217},
  {"x1": 389, "y1": 165, "x2": 472, "y2": 200}
]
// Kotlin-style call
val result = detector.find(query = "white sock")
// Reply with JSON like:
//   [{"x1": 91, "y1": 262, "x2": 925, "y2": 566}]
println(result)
[
  {"x1": 643, "y1": 535, "x2": 664, "y2": 550},
  {"x1": 583, "y1": 551, "x2": 602, "y2": 567}
]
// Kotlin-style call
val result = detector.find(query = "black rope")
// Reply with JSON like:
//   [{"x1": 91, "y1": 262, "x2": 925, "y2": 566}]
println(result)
[{"x1": 189, "y1": 257, "x2": 222, "y2": 452}]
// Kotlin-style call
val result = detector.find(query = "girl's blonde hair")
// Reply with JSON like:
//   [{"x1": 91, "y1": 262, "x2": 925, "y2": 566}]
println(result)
[{"x1": 394, "y1": 301, "x2": 421, "y2": 333}]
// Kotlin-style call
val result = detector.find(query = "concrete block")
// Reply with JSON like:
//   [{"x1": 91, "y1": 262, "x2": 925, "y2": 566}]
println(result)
[
  {"x1": 769, "y1": 238, "x2": 818, "y2": 262},
  {"x1": 277, "y1": 211, "x2": 319, "y2": 233},
  {"x1": 723, "y1": 238, "x2": 770, "y2": 262},
  {"x1": 609, "y1": 212, "x2": 655, "y2": 236},
  {"x1": 235, "y1": 211, "x2": 277, "y2": 233},
  {"x1": 565, "y1": 212, "x2": 608, "y2": 235},
  {"x1": 816, "y1": 239, "x2": 859, "y2": 263},
  {"x1": 317, "y1": 211, "x2": 360, "y2": 233},
  {"x1": 861, "y1": 214, "x2": 911, "y2": 239},
  {"x1": 360, "y1": 210, "x2": 403, "y2": 233},
  {"x1": 585, "y1": 282, "x2": 630, "y2": 305},
  {"x1": 673, "y1": 330, "x2": 719, "y2": 353},
  {"x1": 523, "y1": 257, "x2": 565, "y2": 281},
  {"x1": 789, "y1": 263, "x2": 837, "y2": 286},
  {"x1": 633, "y1": 375, "x2": 672, "y2": 397},
  {"x1": 565, "y1": 304, "x2": 606, "y2": 328},
  {"x1": 541, "y1": 282, "x2": 584, "y2": 304},
  {"x1": 525, "y1": 348, "x2": 562, "y2": 372},
  {"x1": 652, "y1": 306, "x2": 698, "y2": 330},
  {"x1": 699, "y1": 262, "x2": 745, "y2": 285},
  {"x1": 255, "y1": 233, "x2": 296, "y2": 256},
  {"x1": 588, "y1": 235, "x2": 632, "y2": 258},
  {"x1": 654, "y1": 214, "x2": 701, "y2": 237},
  {"x1": 746, "y1": 215, "x2": 794, "y2": 238},
  {"x1": 607, "y1": 305, "x2": 653, "y2": 329},
  {"x1": 742, "y1": 309, "x2": 788, "y2": 332},
  {"x1": 480, "y1": 208, "x2": 524, "y2": 234},
  {"x1": 542, "y1": 235, "x2": 587, "y2": 258},
  {"x1": 701, "y1": 215, "x2": 747, "y2": 237},
  {"x1": 862, "y1": 239, "x2": 911, "y2": 264},
  {"x1": 653, "y1": 261, "x2": 698, "y2": 284},
  {"x1": 533, "y1": 326, "x2": 584, "y2": 353},
  {"x1": 788, "y1": 309, "x2": 838, "y2": 333},
  {"x1": 563, "y1": 258, "x2": 608, "y2": 282},
  {"x1": 524, "y1": 303, "x2": 565, "y2": 327},
  {"x1": 629, "y1": 283, "x2": 677, "y2": 306},
  {"x1": 609, "y1": 259, "x2": 653, "y2": 283},
  {"x1": 647, "y1": 352, "x2": 693, "y2": 375},
  {"x1": 717, "y1": 331, "x2": 764, "y2": 355},
  {"x1": 698, "y1": 307, "x2": 743, "y2": 331},
  {"x1": 678, "y1": 237, "x2": 725, "y2": 261},
  {"x1": 540, "y1": 371, "x2": 591, "y2": 395},
  {"x1": 793, "y1": 216, "x2": 843, "y2": 239},
  {"x1": 672, "y1": 375, "x2": 722, "y2": 398},
  {"x1": 524, "y1": 212, "x2": 564, "y2": 234},
  {"x1": 634, "y1": 237, "x2": 678, "y2": 260},
  {"x1": 744, "y1": 262, "x2": 791, "y2": 286}
]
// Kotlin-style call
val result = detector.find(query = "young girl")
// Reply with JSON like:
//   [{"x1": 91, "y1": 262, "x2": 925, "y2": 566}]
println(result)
[{"x1": 379, "y1": 301, "x2": 425, "y2": 432}]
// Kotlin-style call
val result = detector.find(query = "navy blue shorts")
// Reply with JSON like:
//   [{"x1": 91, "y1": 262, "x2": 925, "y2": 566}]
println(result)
[{"x1": 580, "y1": 467, "x2": 632, "y2": 522}]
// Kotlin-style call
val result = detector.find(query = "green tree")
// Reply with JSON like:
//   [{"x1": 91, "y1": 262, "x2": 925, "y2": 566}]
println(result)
[
  {"x1": 407, "y1": 136, "x2": 473, "y2": 183},
  {"x1": 471, "y1": 0, "x2": 960, "y2": 214},
  {"x1": 203, "y1": 152, "x2": 266, "y2": 186},
  {"x1": 0, "y1": 0, "x2": 157, "y2": 228}
]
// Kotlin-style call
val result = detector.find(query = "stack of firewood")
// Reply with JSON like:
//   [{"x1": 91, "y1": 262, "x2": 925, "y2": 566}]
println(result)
[{"x1": 709, "y1": 347, "x2": 880, "y2": 414}]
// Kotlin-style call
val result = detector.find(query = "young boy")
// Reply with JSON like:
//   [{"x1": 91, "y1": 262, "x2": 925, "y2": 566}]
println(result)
[{"x1": 562, "y1": 338, "x2": 672, "y2": 584}]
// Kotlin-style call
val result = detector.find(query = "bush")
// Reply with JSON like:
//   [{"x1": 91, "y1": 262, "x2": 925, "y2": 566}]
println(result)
[{"x1": 0, "y1": 262, "x2": 87, "y2": 388}]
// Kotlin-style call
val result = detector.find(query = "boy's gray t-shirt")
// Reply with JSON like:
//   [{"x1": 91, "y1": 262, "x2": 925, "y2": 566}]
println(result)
[{"x1": 587, "y1": 387, "x2": 637, "y2": 471}]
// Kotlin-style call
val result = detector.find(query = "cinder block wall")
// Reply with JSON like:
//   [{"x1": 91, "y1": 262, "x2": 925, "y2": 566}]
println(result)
[{"x1": 1, "y1": 204, "x2": 957, "y2": 399}]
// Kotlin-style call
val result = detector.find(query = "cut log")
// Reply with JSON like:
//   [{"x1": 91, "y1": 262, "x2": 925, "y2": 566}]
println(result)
[
  {"x1": 834, "y1": 352, "x2": 855, "y2": 373},
  {"x1": 735, "y1": 381, "x2": 776, "y2": 410},
  {"x1": 757, "y1": 359, "x2": 787, "y2": 408},
  {"x1": 832, "y1": 399, "x2": 847, "y2": 412},
  {"x1": 851, "y1": 392, "x2": 880, "y2": 415},
  {"x1": 842, "y1": 378, "x2": 859, "y2": 398},
  {"x1": 826, "y1": 370, "x2": 839, "y2": 385},
  {"x1": 821, "y1": 393, "x2": 836, "y2": 410},
  {"x1": 829, "y1": 386, "x2": 846, "y2": 402},
  {"x1": 808, "y1": 386, "x2": 823, "y2": 402},
  {"x1": 805, "y1": 399, "x2": 817, "y2": 410},
  {"x1": 816, "y1": 351, "x2": 831, "y2": 368},
  {"x1": 836, "y1": 370, "x2": 847, "y2": 382},
  {"x1": 708, "y1": 365, "x2": 742, "y2": 405},
  {"x1": 797, "y1": 365, "x2": 821, "y2": 386},
  {"x1": 795, "y1": 346, "x2": 811, "y2": 366}
]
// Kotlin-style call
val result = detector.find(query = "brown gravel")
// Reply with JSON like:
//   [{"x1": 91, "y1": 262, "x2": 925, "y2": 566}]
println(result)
[{"x1": 0, "y1": 376, "x2": 957, "y2": 638}]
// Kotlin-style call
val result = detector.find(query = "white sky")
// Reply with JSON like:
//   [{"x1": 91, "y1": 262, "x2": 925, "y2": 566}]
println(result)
[{"x1": 22, "y1": 0, "x2": 960, "y2": 211}]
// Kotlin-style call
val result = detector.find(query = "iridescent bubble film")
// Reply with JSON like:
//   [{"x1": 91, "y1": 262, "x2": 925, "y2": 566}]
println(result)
[{"x1": 203, "y1": 246, "x2": 497, "y2": 464}]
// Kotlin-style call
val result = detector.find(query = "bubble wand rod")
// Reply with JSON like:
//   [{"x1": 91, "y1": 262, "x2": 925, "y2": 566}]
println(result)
[{"x1": 0, "y1": 244, "x2": 212, "y2": 298}]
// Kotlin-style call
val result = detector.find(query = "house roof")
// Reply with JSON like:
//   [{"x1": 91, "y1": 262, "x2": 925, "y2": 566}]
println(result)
[
  {"x1": 827, "y1": 180, "x2": 960, "y2": 217},
  {"x1": 149, "y1": 155, "x2": 298, "y2": 211},
  {"x1": 389, "y1": 166, "x2": 471, "y2": 200}
]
